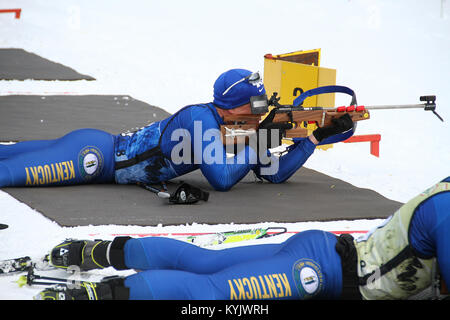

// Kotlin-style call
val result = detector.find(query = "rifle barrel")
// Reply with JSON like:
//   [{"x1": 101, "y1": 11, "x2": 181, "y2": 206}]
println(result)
[
  {"x1": 365, "y1": 103, "x2": 428, "y2": 110},
  {"x1": 364, "y1": 101, "x2": 443, "y2": 121}
]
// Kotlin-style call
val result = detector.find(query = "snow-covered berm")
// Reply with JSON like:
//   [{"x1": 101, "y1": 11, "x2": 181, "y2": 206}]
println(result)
[{"x1": 0, "y1": 0, "x2": 449, "y2": 300}]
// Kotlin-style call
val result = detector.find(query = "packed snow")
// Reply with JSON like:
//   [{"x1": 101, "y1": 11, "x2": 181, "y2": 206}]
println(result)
[{"x1": 0, "y1": 0, "x2": 449, "y2": 300}]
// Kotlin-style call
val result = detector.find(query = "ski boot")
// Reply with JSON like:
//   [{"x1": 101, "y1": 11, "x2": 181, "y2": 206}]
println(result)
[
  {"x1": 49, "y1": 239, "x2": 112, "y2": 271},
  {"x1": 49, "y1": 237, "x2": 131, "y2": 271},
  {"x1": 34, "y1": 277, "x2": 129, "y2": 300}
]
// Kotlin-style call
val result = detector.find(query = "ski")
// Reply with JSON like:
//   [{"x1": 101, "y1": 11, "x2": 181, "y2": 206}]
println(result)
[
  {"x1": 0, "y1": 256, "x2": 32, "y2": 275},
  {"x1": 0, "y1": 255, "x2": 52, "y2": 275},
  {"x1": 0, "y1": 223, "x2": 8, "y2": 230},
  {"x1": 185, "y1": 227, "x2": 287, "y2": 247}
]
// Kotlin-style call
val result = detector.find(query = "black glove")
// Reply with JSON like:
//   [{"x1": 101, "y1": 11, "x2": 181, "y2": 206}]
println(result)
[
  {"x1": 169, "y1": 183, "x2": 209, "y2": 204},
  {"x1": 312, "y1": 113, "x2": 354, "y2": 142}
]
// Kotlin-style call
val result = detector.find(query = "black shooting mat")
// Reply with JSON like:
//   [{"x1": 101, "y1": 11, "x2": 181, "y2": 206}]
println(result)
[
  {"x1": 0, "y1": 95, "x2": 170, "y2": 141},
  {"x1": 0, "y1": 95, "x2": 402, "y2": 226},
  {"x1": 0, "y1": 48, "x2": 95, "y2": 81}
]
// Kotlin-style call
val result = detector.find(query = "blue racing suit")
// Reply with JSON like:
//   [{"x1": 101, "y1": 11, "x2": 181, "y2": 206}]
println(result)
[
  {"x1": 409, "y1": 176, "x2": 450, "y2": 288},
  {"x1": 0, "y1": 103, "x2": 354, "y2": 190},
  {"x1": 119, "y1": 178, "x2": 450, "y2": 300},
  {"x1": 123, "y1": 230, "x2": 343, "y2": 300}
]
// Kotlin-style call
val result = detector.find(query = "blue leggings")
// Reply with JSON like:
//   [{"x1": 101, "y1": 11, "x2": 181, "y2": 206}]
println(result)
[
  {"x1": 122, "y1": 230, "x2": 343, "y2": 300},
  {"x1": 0, "y1": 129, "x2": 116, "y2": 187}
]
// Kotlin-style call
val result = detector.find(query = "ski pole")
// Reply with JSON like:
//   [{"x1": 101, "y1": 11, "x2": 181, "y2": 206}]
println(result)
[
  {"x1": 258, "y1": 227, "x2": 288, "y2": 239},
  {"x1": 17, "y1": 273, "x2": 76, "y2": 287},
  {"x1": 137, "y1": 182, "x2": 171, "y2": 199},
  {"x1": 19, "y1": 268, "x2": 89, "y2": 288},
  {"x1": 17, "y1": 277, "x2": 66, "y2": 287}
]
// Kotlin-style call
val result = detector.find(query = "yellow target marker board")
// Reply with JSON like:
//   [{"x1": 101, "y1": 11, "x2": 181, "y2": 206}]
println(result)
[{"x1": 263, "y1": 49, "x2": 336, "y2": 149}]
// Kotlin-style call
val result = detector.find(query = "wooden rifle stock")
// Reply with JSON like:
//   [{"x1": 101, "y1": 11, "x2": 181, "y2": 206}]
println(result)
[{"x1": 220, "y1": 107, "x2": 370, "y2": 145}]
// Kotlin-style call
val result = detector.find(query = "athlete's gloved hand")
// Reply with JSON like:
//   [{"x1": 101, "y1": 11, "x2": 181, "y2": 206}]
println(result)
[{"x1": 312, "y1": 113, "x2": 354, "y2": 142}]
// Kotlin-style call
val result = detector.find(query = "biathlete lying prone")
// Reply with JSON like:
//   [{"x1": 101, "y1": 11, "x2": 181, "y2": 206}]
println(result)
[
  {"x1": 0, "y1": 69, "x2": 355, "y2": 194},
  {"x1": 37, "y1": 177, "x2": 450, "y2": 300}
]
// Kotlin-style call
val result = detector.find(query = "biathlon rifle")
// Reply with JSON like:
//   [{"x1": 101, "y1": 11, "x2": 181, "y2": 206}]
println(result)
[{"x1": 220, "y1": 85, "x2": 442, "y2": 147}]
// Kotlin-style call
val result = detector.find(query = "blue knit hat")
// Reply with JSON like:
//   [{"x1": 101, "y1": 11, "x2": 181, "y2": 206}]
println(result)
[{"x1": 213, "y1": 69, "x2": 266, "y2": 109}]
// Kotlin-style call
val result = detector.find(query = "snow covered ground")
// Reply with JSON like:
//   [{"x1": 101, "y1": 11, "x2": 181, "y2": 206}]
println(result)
[{"x1": 0, "y1": 0, "x2": 449, "y2": 300}]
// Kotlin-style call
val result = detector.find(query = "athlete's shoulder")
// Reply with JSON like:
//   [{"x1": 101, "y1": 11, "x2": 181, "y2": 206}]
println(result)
[
  {"x1": 183, "y1": 102, "x2": 216, "y2": 114},
  {"x1": 176, "y1": 102, "x2": 220, "y2": 123}
]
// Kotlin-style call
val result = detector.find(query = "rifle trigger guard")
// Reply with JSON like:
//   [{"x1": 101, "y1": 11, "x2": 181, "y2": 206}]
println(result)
[{"x1": 288, "y1": 111, "x2": 294, "y2": 123}]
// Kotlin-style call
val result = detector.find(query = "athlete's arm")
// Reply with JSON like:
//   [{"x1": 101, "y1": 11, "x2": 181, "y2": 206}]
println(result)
[
  {"x1": 409, "y1": 187, "x2": 450, "y2": 288},
  {"x1": 253, "y1": 117, "x2": 355, "y2": 184},
  {"x1": 187, "y1": 106, "x2": 258, "y2": 191},
  {"x1": 434, "y1": 212, "x2": 450, "y2": 288},
  {"x1": 252, "y1": 137, "x2": 316, "y2": 183}
]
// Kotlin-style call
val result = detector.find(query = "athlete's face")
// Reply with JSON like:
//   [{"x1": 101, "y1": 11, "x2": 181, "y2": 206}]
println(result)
[
  {"x1": 215, "y1": 103, "x2": 252, "y2": 119},
  {"x1": 227, "y1": 103, "x2": 251, "y2": 115}
]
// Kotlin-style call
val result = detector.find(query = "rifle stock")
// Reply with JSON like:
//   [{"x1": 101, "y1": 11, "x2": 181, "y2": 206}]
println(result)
[{"x1": 220, "y1": 107, "x2": 370, "y2": 145}]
